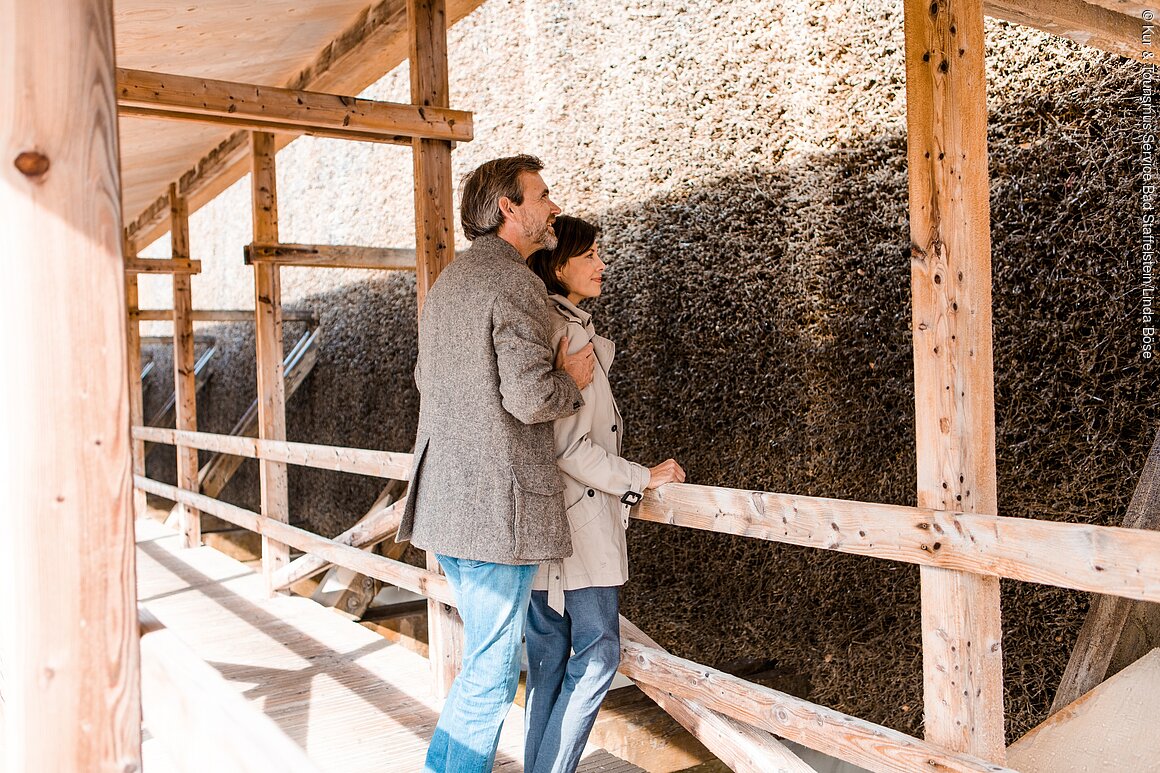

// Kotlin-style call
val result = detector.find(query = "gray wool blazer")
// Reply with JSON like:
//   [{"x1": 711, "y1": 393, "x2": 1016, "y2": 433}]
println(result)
[{"x1": 397, "y1": 234, "x2": 584, "y2": 564}]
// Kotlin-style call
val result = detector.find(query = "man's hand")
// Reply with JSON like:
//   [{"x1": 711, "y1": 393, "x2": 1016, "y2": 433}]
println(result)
[
  {"x1": 557, "y1": 336, "x2": 595, "y2": 391},
  {"x1": 646, "y1": 459, "x2": 686, "y2": 489}
]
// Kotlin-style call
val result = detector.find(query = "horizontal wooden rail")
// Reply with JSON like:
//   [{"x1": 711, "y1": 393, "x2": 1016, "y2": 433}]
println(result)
[
  {"x1": 618, "y1": 641, "x2": 1013, "y2": 773},
  {"x1": 117, "y1": 68, "x2": 473, "y2": 144},
  {"x1": 245, "y1": 243, "x2": 419, "y2": 270},
  {"x1": 134, "y1": 475, "x2": 454, "y2": 606},
  {"x1": 636, "y1": 483, "x2": 1160, "y2": 604},
  {"x1": 124, "y1": 257, "x2": 201, "y2": 274},
  {"x1": 134, "y1": 309, "x2": 317, "y2": 323},
  {"x1": 272, "y1": 499, "x2": 405, "y2": 591},
  {"x1": 141, "y1": 335, "x2": 216, "y2": 346},
  {"x1": 132, "y1": 427, "x2": 412, "y2": 480},
  {"x1": 139, "y1": 607, "x2": 322, "y2": 772}
]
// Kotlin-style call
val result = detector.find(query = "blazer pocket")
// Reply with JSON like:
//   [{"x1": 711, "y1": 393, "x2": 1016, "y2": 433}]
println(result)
[{"x1": 511, "y1": 463, "x2": 567, "y2": 558}]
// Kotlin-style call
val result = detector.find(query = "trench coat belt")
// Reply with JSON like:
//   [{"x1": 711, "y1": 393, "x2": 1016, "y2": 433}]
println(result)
[{"x1": 547, "y1": 560, "x2": 566, "y2": 615}]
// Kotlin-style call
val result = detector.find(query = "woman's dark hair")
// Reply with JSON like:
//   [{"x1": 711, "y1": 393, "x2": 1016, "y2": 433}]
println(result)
[{"x1": 527, "y1": 215, "x2": 600, "y2": 297}]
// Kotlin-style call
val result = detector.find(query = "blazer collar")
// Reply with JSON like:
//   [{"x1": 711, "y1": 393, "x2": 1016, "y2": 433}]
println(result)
[{"x1": 472, "y1": 233, "x2": 526, "y2": 265}]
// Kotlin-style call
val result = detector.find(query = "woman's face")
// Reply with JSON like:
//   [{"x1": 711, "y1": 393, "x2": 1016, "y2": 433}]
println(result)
[{"x1": 556, "y1": 242, "x2": 606, "y2": 302}]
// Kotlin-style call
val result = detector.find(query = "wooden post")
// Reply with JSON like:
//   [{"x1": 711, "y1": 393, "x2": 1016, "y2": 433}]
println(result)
[
  {"x1": 904, "y1": 0, "x2": 1005, "y2": 759},
  {"x1": 250, "y1": 131, "x2": 290, "y2": 593},
  {"x1": 125, "y1": 235, "x2": 148, "y2": 520},
  {"x1": 1, "y1": 0, "x2": 142, "y2": 769},
  {"x1": 409, "y1": 0, "x2": 462, "y2": 697},
  {"x1": 170, "y1": 184, "x2": 201, "y2": 548}
]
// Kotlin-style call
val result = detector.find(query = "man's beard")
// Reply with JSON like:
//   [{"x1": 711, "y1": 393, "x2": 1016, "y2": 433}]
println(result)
[{"x1": 524, "y1": 219, "x2": 557, "y2": 251}]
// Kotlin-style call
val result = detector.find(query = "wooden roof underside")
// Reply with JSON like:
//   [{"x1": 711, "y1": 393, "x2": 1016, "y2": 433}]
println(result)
[{"x1": 116, "y1": 0, "x2": 1146, "y2": 250}]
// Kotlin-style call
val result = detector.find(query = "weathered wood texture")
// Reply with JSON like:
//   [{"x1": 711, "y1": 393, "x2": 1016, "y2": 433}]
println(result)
[
  {"x1": 125, "y1": 240, "x2": 148, "y2": 520},
  {"x1": 134, "y1": 426, "x2": 413, "y2": 481},
  {"x1": 124, "y1": 0, "x2": 486, "y2": 251},
  {"x1": 135, "y1": 475, "x2": 454, "y2": 605},
  {"x1": 139, "y1": 608, "x2": 321, "y2": 772},
  {"x1": 1052, "y1": 427, "x2": 1160, "y2": 713},
  {"x1": 983, "y1": 0, "x2": 1148, "y2": 62},
  {"x1": 124, "y1": 257, "x2": 202, "y2": 274},
  {"x1": 135, "y1": 308, "x2": 317, "y2": 322},
  {"x1": 1010, "y1": 648, "x2": 1160, "y2": 772},
  {"x1": 170, "y1": 184, "x2": 201, "y2": 548},
  {"x1": 618, "y1": 618, "x2": 812, "y2": 773},
  {"x1": 903, "y1": 0, "x2": 1004, "y2": 758},
  {"x1": 2, "y1": 0, "x2": 141, "y2": 769},
  {"x1": 246, "y1": 242, "x2": 419, "y2": 270},
  {"x1": 618, "y1": 642, "x2": 1013, "y2": 773},
  {"x1": 250, "y1": 131, "x2": 290, "y2": 593},
  {"x1": 117, "y1": 68, "x2": 472, "y2": 144},
  {"x1": 196, "y1": 328, "x2": 320, "y2": 500}
]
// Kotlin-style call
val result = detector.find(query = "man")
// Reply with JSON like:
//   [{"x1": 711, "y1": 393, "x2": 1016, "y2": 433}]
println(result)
[{"x1": 398, "y1": 155, "x2": 596, "y2": 773}]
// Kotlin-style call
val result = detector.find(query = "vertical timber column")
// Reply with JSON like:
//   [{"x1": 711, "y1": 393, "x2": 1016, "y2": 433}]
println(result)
[
  {"x1": 1, "y1": 0, "x2": 142, "y2": 769},
  {"x1": 170, "y1": 184, "x2": 201, "y2": 548},
  {"x1": 124, "y1": 236, "x2": 148, "y2": 520},
  {"x1": 903, "y1": 0, "x2": 1005, "y2": 760},
  {"x1": 409, "y1": 0, "x2": 463, "y2": 697},
  {"x1": 250, "y1": 131, "x2": 290, "y2": 593}
]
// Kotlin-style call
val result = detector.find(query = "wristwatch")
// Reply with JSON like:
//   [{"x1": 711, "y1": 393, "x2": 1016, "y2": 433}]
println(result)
[{"x1": 620, "y1": 490, "x2": 643, "y2": 506}]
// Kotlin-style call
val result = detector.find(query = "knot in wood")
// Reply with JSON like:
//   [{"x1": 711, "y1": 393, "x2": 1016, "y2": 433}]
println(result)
[{"x1": 14, "y1": 150, "x2": 50, "y2": 179}]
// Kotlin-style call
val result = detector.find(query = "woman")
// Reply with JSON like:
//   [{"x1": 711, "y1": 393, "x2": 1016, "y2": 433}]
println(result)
[{"x1": 523, "y1": 215, "x2": 685, "y2": 773}]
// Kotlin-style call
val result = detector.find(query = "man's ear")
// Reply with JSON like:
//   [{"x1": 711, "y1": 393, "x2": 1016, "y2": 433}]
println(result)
[{"x1": 498, "y1": 196, "x2": 514, "y2": 220}]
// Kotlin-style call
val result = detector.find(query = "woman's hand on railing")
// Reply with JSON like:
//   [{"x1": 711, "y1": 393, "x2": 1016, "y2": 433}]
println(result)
[{"x1": 646, "y1": 459, "x2": 686, "y2": 489}]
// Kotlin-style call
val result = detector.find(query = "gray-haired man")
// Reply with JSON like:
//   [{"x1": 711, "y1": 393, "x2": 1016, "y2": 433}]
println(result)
[{"x1": 398, "y1": 155, "x2": 594, "y2": 773}]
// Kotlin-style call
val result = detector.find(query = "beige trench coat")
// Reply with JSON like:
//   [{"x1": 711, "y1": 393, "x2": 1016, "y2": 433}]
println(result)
[{"x1": 532, "y1": 295, "x2": 650, "y2": 612}]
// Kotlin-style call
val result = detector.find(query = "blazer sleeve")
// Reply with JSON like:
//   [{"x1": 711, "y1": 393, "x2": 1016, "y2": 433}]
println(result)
[
  {"x1": 551, "y1": 321, "x2": 651, "y2": 498},
  {"x1": 491, "y1": 277, "x2": 584, "y2": 425}
]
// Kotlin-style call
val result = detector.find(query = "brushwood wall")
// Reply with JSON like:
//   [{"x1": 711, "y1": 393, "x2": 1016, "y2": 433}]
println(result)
[{"x1": 136, "y1": 0, "x2": 1156, "y2": 741}]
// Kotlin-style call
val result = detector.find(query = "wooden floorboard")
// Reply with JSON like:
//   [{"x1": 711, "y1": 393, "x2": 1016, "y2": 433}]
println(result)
[{"x1": 135, "y1": 518, "x2": 643, "y2": 772}]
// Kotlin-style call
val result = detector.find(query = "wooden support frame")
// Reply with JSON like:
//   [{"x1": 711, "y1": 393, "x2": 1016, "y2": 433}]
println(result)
[
  {"x1": 409, "y1": 0, "x2": 462, "y2": 698},
  {"x1": 124, "y1": 257, "x2": 202, "y2": 274},
  {"x1": 135, "y1": 308, "x2": 317, "y2": 323},
  {"x1": 2, "y1": 0, "x2": 141, "y2": 767},
  {"x1": 117, "y1": 68, "x2": 473, "y2": 144},
  {"x1": 250, "y1": 131, "x2": 291, "y2": 595},
  {"x1": 170, "y1": 184, "x2": 201, "y2": 548},
  {"x1": 904, "y1": 0, "x2": 1004, "y2": 758},
  {"x1": 125, "y1": 238, "x2": 148, "y2": 521},
  {"x1": 983, "y1": 0, "x2": 1148, "y2": 63},
  {"x1": 245, "y1": 243, "x2": 419, "y2": 270}
]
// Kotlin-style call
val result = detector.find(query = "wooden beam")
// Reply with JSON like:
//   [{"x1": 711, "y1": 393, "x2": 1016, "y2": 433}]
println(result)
[
  {"x1": 2, "y1": 0, "x2": 141, "y2": 768},
  {"x1": 133, "y1": 475, "x2": 455, "y2": 605},
  {"x1": 618, "y1": 617, "x2": 812, "y2": 772},
  {"x1": 245, "y1": 242, "x2": 419, "y2": 270},
  {"x1": 124, "y1": 257, "x2": 201, "y2": 274},
  {"x1": 250, "y1": 131, "x2": 290, "y2": 595},
  {"x1": 116, "y1": 68, "x2": 472, "y2": 145},
  {"x1": 170, "y1": 184, "x2": 200, "y2": 548},
  {"x1": 196, "y1": 328, "x2": 320, "y2": 501},
  {"x1": 134, "y1": 426, "x2": 413, "y2": 481},
  {"x1": 124, "y1": 0, "x2": 486, "y2": 252},
  {"x1": 135, "y1": 308, "x2": 317, "y2": 323},
  {"x1": 1052, "y1": 426, "x2": 1160, "y2": 713},
  {"x1": 125, "y1": 238, "x2": 148, "y2": 521},
  {"x1": 409, "y1": 0, "x2": 461, "y2": 698},
  {"x1": 617, "y1": 642, "x2": 1015, "y2": 773},
  {"x1": 634, "y1": 484, "x2": 1160, "y2": 604},
  {"x1": 904, "y1": 0, "x2": 1004, "y2": 758},
  {"x1": 139, "y1": 608, "x2": 322, "y2": 773},
  {"x1": 984, "y1": 0, "x2": 1148, "y2": 63}
]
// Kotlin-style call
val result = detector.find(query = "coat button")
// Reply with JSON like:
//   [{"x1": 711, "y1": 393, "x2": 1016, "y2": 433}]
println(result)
[
  {"x1": 573, "y1": 401, "x2": 582, "y2": 410},
  {"x1": 611, "y1": 424, "x2": 618, "y2": 432},
  {"x1": 587, "y1": 489, "x2": 595, "y2": 497}
]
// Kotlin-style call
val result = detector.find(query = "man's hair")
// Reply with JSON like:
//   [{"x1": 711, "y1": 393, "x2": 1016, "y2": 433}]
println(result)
[
  {"x1": 527, "y1": 215, "x2": 600, "y2": 297},
  {"x1": 460, "y1": 155, "x2": 545, "y2": 241}
]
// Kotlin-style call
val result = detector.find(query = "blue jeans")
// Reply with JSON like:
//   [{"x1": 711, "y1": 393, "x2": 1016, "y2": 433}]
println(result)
[
  {"x1": 423, "y1": 555, "x2": 538, "y2": 773},
  {"x1": 524, "y1": 586, "x2": 621, "y2": 773}
]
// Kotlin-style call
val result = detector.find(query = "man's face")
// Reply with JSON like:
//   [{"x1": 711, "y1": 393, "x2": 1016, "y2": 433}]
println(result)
[{"x1": 509, "y1": 172, "x2": 561, "y2": 251}]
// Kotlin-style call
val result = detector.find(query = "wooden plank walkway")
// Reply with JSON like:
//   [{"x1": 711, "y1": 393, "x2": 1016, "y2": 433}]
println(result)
[{"x1": 135, "y1": 519, "x2": 643, "y2": 772}]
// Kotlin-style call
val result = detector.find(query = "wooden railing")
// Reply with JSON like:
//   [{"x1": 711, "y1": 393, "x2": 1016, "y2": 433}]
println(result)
[{"x1": 133, "y1": 424, "x2": 1160, "y2": 773}]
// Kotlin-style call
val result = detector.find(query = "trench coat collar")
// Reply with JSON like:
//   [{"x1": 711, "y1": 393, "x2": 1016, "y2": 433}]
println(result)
[
  {"x1": 548, "y1": 294, "x2": 592, "y2": 327},
  {"x1": 549, "y1": 294, "x2": 615, "y2": 372},
  {"x1": 472, "y1": 233, "x2": 525, "y2": 265}
]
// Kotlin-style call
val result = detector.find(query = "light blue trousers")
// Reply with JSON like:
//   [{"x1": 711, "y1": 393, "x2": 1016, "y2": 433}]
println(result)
[
  {"x1": 524, "y1": 586, "x2": 621, "y2": 773},
  {"x1": 423, "y1": 555, "x2": 537, "y2": 773}
]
